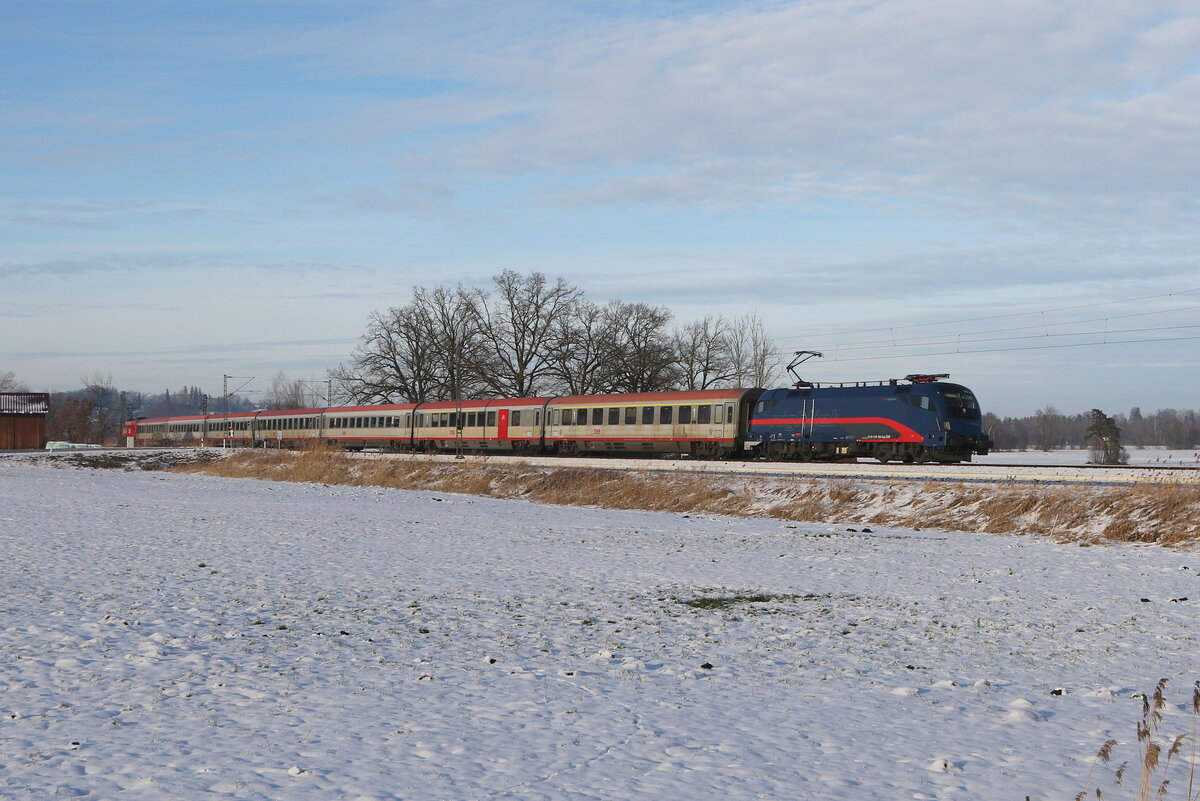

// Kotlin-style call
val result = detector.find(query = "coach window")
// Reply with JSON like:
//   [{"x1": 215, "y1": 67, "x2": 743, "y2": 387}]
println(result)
[
  {"x1": 510, "y1": 410, "x2": 521, "y2": 427},
  {"x1": 679, "y1": 406, "x2": 692, "y2": 424},
  {"x1": 726, "y1": 404, "x2": 735, "y2": 424},
  {"x1": 659, "y1": 406, "x2": 672, "y2": 424},
  {"x1": 486, "y1": 411, "x2": 496, "y2": 426},
  {"x1": 591, "y1": 408, "x2": 603, "y2": 426},
  {"x1": 698, "y1": 405, "x2": 711, "y2": 424},
  {"x1": 642, "y1": 406, "x2": 654, "y2": 425},
  {"x1": 607, "y1": 408, "x2": 619, "y2": 426},
  {"x1": 562, "y1": 408, "x2": 575, "y2": 425},
  {"x1": 625, "y1": 407, "x2": 637, "y2": 425}
]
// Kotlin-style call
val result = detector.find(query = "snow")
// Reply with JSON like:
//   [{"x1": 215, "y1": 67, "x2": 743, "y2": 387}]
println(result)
[
  {"x1": 1, "y1": 456, "x2": 1198, "y2": 800},
  {"x1": 975, "y1": 447, "x2": 1200, "y2": 467}
]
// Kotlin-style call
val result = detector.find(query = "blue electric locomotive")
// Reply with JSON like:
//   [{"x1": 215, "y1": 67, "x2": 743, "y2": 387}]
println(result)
[{"x1": 744, "y1": 374, "x2": 990, "y2": 463}]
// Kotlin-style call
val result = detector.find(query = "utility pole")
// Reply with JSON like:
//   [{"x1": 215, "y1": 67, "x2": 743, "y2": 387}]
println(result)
[
  {"x1": 298, "y1": 378, "x2": 334, "y2": 442},
  {"x1": 118, "y1": 391, "x2": 126, "y2": 447},
  {"x1": 223, "y1": 375, "x2": 256, "y2": 448}
]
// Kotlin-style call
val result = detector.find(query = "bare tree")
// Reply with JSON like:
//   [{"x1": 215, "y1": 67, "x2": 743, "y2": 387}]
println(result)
[
  {"x1": 675, "y1": 316, "x2": 735, "y2": 390},
  {"x1": 421, "y1": 284, "x2": 486, "y2": 400},
  {"x1": 604, "y1": 301, "x2": 679, "y2": 392},
  {"x1": 332, "y1": 301, "x2": 441, "y2": 404},
  {"x1": 474, "y1": 270, "x2": 580, "y2": 397},
  {"x1": 80, "y1": 373, "x2": 116, "y2": 444},
  {"x1": 0, "y1": 371, "x2": 27, "y2": 392},
  {"x1": 47, "y1": 393, "x2": 95, "y2": 443},
  {"x1": 727, "y1": 312, "x2": 781, "y2": 388},
  {"x1": 330, "y1": 285, "x2": 482, "y2": 403},
  {"x1": 1031, "y1": 405, "x2": 1067, "y2": 450},
  {"x1": 545, "y1": 300, "x2": 621, "y2": 395},
  {"x1": 267, "y1": 370, "x2": 308, "y2": 410}
]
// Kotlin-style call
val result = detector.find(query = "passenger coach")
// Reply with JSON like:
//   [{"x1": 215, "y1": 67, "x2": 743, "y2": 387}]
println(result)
[{"x1": 545, "y1": 389, "x2": 761, "y2": 459}]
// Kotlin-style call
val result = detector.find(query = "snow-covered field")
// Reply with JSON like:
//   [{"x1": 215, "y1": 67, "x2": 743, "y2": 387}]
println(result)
[
  {"x1": 1, "y1": 458, "x2": 1198, "y2": 800},
  {"x1": 976, "y1": 447, "x2": 1200, "y2": 467}
]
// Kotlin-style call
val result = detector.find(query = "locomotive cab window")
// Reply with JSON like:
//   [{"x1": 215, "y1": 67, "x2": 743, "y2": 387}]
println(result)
[{"x1": 942, "y1": 389, "x2": 980, "y2": 419}]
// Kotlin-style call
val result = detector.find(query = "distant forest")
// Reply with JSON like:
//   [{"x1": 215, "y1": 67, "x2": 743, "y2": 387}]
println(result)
[{"x1": 984, "y1": 407, "x2": 1199, "y2": 451}]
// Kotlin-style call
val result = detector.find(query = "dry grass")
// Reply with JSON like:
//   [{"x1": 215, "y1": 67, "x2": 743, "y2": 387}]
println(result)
[
  {"x1": 172, "y1": 449, "x2": 1200, "y2": 545},
  {"x1": 1076, "y1": 679, "x2": 1200, "y2": 801}
]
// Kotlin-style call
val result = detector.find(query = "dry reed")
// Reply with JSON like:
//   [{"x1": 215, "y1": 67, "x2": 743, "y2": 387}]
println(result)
[
  {"x1": 172, "y1": 450, "x2": 1200, "y2": 545},
  {"x1": 1077, "y1": 679, "x2": 1200, "y2": 801}
]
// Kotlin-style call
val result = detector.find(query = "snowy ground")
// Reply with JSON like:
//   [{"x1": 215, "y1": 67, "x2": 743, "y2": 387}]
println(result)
[
  {"x1": 975, "y1": 447, "x2": 1200, "y2": 467},
  {"x1": 1, "y1": 458, "x2": 1198, "y2": 800}
]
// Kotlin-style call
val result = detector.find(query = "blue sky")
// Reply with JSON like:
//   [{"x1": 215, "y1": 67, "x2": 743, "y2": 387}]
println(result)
[{"x1": 3, "y1": 0, "x2": 1198, "y2": 416}]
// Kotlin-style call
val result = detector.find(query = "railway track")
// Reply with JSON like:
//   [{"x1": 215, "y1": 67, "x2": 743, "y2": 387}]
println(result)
[{"x1": 349, "y1": 451, "x2": 1200, "y2": 486}]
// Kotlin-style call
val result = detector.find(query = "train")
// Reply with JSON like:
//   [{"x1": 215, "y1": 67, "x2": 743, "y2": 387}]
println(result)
[{"x1": 125, "y1": 374, "x2": 991, "y2": 463}]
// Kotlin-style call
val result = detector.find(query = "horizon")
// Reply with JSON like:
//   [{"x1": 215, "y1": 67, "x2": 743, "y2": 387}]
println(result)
[{"x1": 4, "y1": 1, "x2": 1198, "y2": 417}]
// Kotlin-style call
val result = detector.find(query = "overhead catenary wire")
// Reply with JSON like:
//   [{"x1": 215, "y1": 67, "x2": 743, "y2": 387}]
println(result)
[
  {"x1": 774, "y1": 286, "x2": 1200, "y2": 344},
  {"x1": 795, "y1": 322, "x2": 1200, "y2": 356},
  {"x1": 774, "y1": 334, "x2": 1200, "y2": 364},
  {"x1": 793, "y1": 304, "x2": 1200, "y2": 352}
]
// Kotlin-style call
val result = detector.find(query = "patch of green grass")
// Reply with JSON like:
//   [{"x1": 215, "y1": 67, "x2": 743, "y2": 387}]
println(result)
[{"x1": 679, "y1": 593, "x2": 822, "y2": 610}]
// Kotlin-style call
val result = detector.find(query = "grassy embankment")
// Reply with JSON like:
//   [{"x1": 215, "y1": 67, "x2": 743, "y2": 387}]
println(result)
[{"x1": 170, "y1": 447, "x2": 1200, "y2": 546}]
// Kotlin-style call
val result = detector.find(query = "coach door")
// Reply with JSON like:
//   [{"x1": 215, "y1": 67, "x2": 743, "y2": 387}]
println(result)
[{"x1": 497, "y1": 408, "x2": 509, "y2": 441}]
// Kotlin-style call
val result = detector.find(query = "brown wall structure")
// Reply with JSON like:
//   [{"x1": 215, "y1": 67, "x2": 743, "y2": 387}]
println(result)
[{"x1": 0, "y1": 393, "x2": 50, "y2": 449}]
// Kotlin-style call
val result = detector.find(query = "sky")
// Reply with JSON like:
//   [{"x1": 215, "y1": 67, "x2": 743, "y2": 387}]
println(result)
[{"x1": 2, "y1": 0, "x2": 1198, "y2": 416}]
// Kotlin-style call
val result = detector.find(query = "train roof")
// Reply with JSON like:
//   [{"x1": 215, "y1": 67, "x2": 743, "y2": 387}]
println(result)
[
  {"x1": 415, "y1": 397, "x2": 548, "y2": 412},
  {"x1": 550, "y1": 388, "x2": 756, "y2": 405}
]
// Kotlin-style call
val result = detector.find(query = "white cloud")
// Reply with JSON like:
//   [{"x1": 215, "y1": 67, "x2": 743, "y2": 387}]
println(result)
[{"x1": 250, "y1": 1, "x2": 1200, "y2": 225}]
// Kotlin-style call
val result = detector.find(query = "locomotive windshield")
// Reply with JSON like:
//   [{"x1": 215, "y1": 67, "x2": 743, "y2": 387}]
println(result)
[{"x1": 941, "y1": 387, "x2": 980, "y2": 419}]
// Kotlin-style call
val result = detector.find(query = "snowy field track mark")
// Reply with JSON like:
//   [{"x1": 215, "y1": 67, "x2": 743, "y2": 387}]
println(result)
[{"x1": 1, "y1": 459, "x2": 1198, "y2": 800}]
